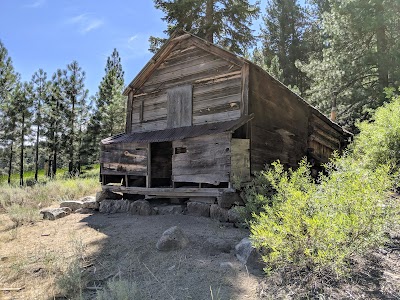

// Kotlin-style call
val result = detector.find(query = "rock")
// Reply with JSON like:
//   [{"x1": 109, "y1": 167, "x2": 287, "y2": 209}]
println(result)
[
  {"x1": 235, "y1": 238, "x2": 264, "y2": 270},
  {"x1": 227, "y1": 207, "x2": 241, "y2": 223},
  {"x1": 96, "y1": 190, "x2": 122, "y2": 202},
  {"x1": 156, "y1": 226, "x2": 189, "y2": 251},
  {"x1": 188, "y1": 197, "x2": 216, "y2": 204},
  {"x1": 202, "y1": 237, "x2": 232, "y2": 256},
  {"x1": 79, "y1": 196, "x2": 96, "y2": 202},
  {"x1": 82, "y1": 200, "x2": 99, "y2": 210},
  {"x1": 99, "y1": 199, "x2": 130, "y2": 213},
  {"x1": 157, "y1": 205, "x2": 183, "y2": 215},
  {"x1": 218, "y1": 192, "x2": 244, "y2": 209},
  {"x1": 187, "y1": 202, "x2": 210, "y2": 217},
  {"x1": 40, "y1": 207, "x2": 71, "y2": 220},
  {"x1": 75, "y1": 208, "x2": 93, "y2": 214},
  {"x1": 129, "y1": 200, "x2": 154, "y2": 216},
  {"x1": 210, "y1": 204, "x2": 229, "y2": 222},
  {"x1": 60, "y1": 201, "x2": 84, "y2": 212},
  {"x1": 219, "y1": 262, "x2": 235, "y2": 270}
]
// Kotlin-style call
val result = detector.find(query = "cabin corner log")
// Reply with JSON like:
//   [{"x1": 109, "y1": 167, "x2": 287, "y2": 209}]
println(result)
[{"x1": 101, "y1": 32, "x2": 351, "y2": 203}]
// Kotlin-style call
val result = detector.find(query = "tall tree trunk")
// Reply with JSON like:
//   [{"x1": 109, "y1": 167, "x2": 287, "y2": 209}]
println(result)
[
  {"x1": 205, "y1": 0, "x2": 214, "y2": 43},
  {"x1": 69, "y1": 96, "x2": 75, "y2": 175},
  {"x1": 375, "y1": 0, "x2": 388, "y2": 90},
  {"x1": 7, "y1": 140, "x2": 14, "y2": 185},
  {"x1": 20, "y1": 112, "x2": 25, "y2": 186},
  {"x1": 34, "y1": 120, "x2": 40, "y2": 182}
]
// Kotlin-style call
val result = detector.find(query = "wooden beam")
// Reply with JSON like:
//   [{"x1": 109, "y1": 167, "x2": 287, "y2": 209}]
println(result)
[
  {"x1": 126, "y1": 90, "x2": 134, "y2": 133},
  {"x1": 241, "y1": 62, "x2": 249, "y2": 116},
  {"x1": 102, "y1": 185, "x2": 234, "y2": 198}
]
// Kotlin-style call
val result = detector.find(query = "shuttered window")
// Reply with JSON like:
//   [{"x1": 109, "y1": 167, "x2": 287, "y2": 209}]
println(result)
[{"x1": 167, "y1": 85, "x2": 193, "y2": 128}]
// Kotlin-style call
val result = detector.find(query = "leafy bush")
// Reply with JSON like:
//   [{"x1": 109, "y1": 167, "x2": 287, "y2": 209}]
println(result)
[
  {"x1": 250, "y1": 157, "x2": 397, "y2": 277},
  {"x1": 353, "y1": 89, "x2": 400, "y2": 173},
  {"x1": 233, "y1": 170, "x2": 276, "y2": 222}
]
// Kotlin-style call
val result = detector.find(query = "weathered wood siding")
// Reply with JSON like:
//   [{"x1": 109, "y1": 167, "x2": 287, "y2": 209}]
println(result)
[
  {"x1": 100, "y1": 142, "x2": 148, "y2": 175},
  {"x1": 248, "y1": 65, "x2": 310, "y2": 171},
  {"x1": 308, "y1": 114, "x2": 342, "y2": 162},
  {"x1": 129, "y1": 39, "x2": 243, "y2": 133},
  {"x1": 172, "y1": 133, "x2": 231, "y2": 185},
  {"x1": 231, "y1": 139, "x2": 250, "y2": 182}
]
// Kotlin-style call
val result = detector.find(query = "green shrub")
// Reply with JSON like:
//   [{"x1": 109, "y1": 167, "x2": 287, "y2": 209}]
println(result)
[
  {"x1": 96, "y1": 279, "x2": 140, "y2": 300},
  {"x1": 233, "y1": 170, "x2": 277, "y2": 222},
  {"x1": 250, "y1": 157, "x2": 397, "y2": 277},
  {"x1": 353, "y1": 89, "x2": 400, "y2": 173}
]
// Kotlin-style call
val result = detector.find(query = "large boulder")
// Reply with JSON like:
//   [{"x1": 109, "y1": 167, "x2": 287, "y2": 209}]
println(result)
[
  {"x1": 40, "y1": 207, "x2": 71, "y2": 220},
  {"x1": 82, "y1": 199, "x2": 99, "y2": 210},
  {"x1": 210, "y1": 204, "x2": 229, "y2": 222},
  {"x1": 218, "y1": 192, "x2": 244, "y2": 209},
  {"x1": 60, "y1": 201, "x2": 84, "y2": 212},
  {"x1": 96, "y1": 190, "x2": 122, "y2": 202},
  {"x1": 227, "y1": 207, "x2": 241, "y2": 223},
  {"x1": 156, "y1": 226, "x2": 189, "y2": 251},
  {"x1": 129, "y1": 200, "x2": 154, "y2": 216},
  {"x1": 99, "y1": 199, "x2": 130, "y2": 214},
  {"x1": 235, "y1": 238, "x2": 264, "y2": 270},
  {"x1": 187, "y1": 202, "x2": 210, "y2": 217},
  {"x1": 157, "y1": 205, "x2": 184, "y2": 215}
]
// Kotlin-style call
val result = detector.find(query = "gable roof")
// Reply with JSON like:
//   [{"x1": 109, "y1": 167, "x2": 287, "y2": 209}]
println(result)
[
  {"x1": 123, "y1": 31, "x2": 245, "y2": 97},
  {"x1": 123, "y1": 31, "x2": 351, "y2": 137}
]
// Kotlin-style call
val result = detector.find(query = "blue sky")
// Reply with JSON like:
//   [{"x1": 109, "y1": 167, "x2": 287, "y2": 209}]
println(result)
[{"x1": 0, "y1": 0, "x2": 264, "y2": 97}]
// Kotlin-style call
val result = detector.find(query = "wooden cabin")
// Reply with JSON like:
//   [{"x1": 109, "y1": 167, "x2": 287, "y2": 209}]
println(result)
[{"x1": 100, "y1": 32, "x2": 351, "y2": 201}]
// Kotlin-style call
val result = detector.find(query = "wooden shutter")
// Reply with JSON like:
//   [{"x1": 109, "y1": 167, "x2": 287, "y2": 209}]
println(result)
[{"x1": 167, "y1": 85, "x2": 192, "y2": 128}]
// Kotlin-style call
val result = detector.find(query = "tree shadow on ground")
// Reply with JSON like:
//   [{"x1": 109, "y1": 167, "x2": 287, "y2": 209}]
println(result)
[{"x1": 77, "y1": 212, "x2": 263, "y2": 300}]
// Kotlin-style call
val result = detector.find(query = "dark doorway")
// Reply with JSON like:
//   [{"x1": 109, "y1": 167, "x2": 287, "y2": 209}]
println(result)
[{"x1": 150, "y1": 142, "x2": 173, "y2": 187}]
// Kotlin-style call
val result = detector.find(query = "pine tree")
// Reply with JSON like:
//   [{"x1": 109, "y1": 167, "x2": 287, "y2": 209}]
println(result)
[
  {"x1": 62, "y1": 61, "x2": 88, "y2": 175},
  {"x1": 85, "y1": 49, "x2": 126, "y2": 164},
  {"x1": 15, "y1": 82, "x2": 33, "y2": 186},
  {"x1": 31, "y1": 69, "x2": 48, "y2": 181},
  {"x1": 0, "y1": 40, "x2": 19, "y2": 184},
  {"x1": 98, "y1": 48, "x2": 125, "y2": 137},
  {"x1": 43, "y1": 69, "x2": 65, "y2": 176},
  {"x1": 261, "y1": 0, "x2": 309, "y2": 93},
  {"x1": 150, "y1": 0, "x2": 260, "y2": 55},
  {"x1": 298, "y1": 0, "x2": 400, "y2": 128}
]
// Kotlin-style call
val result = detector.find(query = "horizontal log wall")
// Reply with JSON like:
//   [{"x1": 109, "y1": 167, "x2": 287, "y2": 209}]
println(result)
[
  {"x1": 172, "y1": 133, "x2": 231, "y2": 185},
  {"x1": 130, "y1": 39, "x2": 242, "y2": 133},
  {"x1": 308, "y1": 114, "x2": 342, "y2": 162},
  {"x1": 100, "y1": 142, "x2": 148, "y2": 176},
  {"x1": 248, "y1": 65, "x2": 310, "y2": 171}
]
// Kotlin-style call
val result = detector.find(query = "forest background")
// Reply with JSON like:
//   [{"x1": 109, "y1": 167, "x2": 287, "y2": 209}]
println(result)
[{"x1": 0, "y1": 0, "x2": 399, "y2": 185}]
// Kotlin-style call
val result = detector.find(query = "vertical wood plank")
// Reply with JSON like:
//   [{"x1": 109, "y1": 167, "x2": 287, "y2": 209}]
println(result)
[
  {"x1": 241, "y1": 63, "x2": 249, "y2": 116},
  {"x1": 167, "y1": 85, "x2": 193, "y2": 128},
  {"x1": 126, "y1": 90, "x2": 134, "y2": 133},
  {"x1": 139, "y1": 100, "x2": 144, "y2": 122}
]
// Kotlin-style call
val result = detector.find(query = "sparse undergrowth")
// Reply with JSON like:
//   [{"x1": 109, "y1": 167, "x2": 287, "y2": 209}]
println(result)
[{"x1": 0, "y1": 175, "x2": 100, "y2": 226}]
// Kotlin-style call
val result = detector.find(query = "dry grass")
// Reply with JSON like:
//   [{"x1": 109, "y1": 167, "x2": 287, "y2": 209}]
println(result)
[{"x1": 0, "y1": 177, "x2": 100, "y2": 227}]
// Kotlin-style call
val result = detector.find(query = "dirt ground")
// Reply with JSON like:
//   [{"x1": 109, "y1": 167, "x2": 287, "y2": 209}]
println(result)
[
  {"x1": 1, "y1": 206, "x2": 400, "y2": 300},
  {"x1": 0, "y1": 209, "x2": 261, "y2": 300}
]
